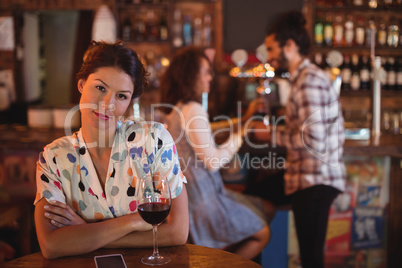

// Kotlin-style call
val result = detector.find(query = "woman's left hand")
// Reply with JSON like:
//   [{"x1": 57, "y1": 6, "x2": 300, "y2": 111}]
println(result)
[{"x1": 44, "y1": 200, "x2": 86, "y2": 228}]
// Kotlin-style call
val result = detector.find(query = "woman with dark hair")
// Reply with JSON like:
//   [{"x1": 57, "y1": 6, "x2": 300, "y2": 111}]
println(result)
[
  {"x1": 34, "y1": 40, "x2": 189, "y2": 259},
  {"x1": 258, "y1": 11, "x2": 345, "y2": 268},
  {"x1": 160, "y1": 46, "x2": 274, "y2": 260}
]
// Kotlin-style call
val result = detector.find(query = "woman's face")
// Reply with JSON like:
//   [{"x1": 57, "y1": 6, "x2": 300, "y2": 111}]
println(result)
[
  {"x1": 194, "y1": 58, "x2": 212, "y2": 97},
  {"x1": 78, "y1": 66, "x2": 134, "y2": 131}
]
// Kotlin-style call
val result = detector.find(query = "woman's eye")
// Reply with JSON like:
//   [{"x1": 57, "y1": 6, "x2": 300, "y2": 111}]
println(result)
[
  {"x1": 96, "y1": 86, "x2": 106, "y2": 92},
  {"x1": 117, "y1": 94, "x2": 128, "y2": 100}
]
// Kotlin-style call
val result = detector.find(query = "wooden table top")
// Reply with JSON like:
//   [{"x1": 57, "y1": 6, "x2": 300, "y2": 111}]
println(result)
[{"x1": 4, "y1": 244, "x2": 261, "y2": 268}]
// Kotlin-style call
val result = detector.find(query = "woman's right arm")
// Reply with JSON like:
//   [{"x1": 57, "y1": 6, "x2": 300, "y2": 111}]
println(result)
[
  {"x1": 35, "y1": 197, "x2": 151, "y2": 259},
  {"x1": 182, "y1": 102, "x2": 242, "y2": 172}
]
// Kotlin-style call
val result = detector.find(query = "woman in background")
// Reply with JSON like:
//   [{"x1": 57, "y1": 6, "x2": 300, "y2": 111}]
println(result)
[
  {"x1": 34, "y1": 40, "x2": 188, "y2": 259},
  {"x1": 159, "y1": 46, "x2": 274, "y2": 260}
]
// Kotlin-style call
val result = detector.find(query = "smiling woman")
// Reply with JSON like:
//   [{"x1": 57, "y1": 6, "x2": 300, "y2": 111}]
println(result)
[{"x1": 33, "y1": 40, "x2": 189, "y2": 259}]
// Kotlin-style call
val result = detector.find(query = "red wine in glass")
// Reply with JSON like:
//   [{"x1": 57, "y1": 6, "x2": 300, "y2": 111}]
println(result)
[
  {"x1": 138, "y1": 203, "x2": 171, "y2": 225},
  {"x1": 137, "y1": 175, "x2": 172, "y2": 266}
]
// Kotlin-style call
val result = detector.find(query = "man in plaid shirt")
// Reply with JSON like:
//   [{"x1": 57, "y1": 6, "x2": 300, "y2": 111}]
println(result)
[{"x1": 263, "y1": 11, "x2": 345, "y2": 268}]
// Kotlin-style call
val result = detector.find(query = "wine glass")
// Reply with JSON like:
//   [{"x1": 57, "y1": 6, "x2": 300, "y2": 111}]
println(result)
[{"x1": 136, "y1": 174, "x2": 172, "y2": 266}]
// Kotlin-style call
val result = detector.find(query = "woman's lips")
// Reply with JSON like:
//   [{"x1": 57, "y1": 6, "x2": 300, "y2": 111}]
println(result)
[{"x1": 94, "y1": 111, "x2": 110, "y2": 120}]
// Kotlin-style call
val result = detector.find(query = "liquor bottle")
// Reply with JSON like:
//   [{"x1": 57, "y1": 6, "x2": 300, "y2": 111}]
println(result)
[
  {"x1": 333, "y1": 13, "x2": 344, "y2": 47},
  {"x1": 315, "y1": 12, "x2": 324, "y2": 46},
  {"x1": 134, "y1": 10, "x2": 146, "y2": 42},
  {"x1": 365, "y1": 16, "x2": 376, "y2": 48},
  {"x1": 381, "y1": 57, "x2": 388, "y2": 90},
  {"x1": 351, "y1": 54, "x2": 361, "y2": 91},
  {"x1": 344, "y1": 14, "x2": 354, "y2": 47},
  {"x1": 334, "y1": 0, "x2": 345, "y2": 7},
  {"x1": 203, "y1": 13, "x2": 212, "y2": 47},
  {"x1": 399, "y1": 19, "x2": 402, "y2": 47},
  {"x1": 377, "y1": 17, "x2": 387, "y2": 47},
  {"x1": 341, "y1": 54, "x2": 352, "y2": 91},
  {"x1": 172, "y1": 9, "x2": 183, "y2": 47},
  {"x1": 145, "y1": 10, "x2": 158, "y2": 42},
  {"x1": 355, "y1": 16, "x2": 365, "y2": 46},
  {"x1": 193, "y1": 17, "x2": 202, "y2": 46},
  {"x1": 324, "y1": 12, "x2": 334, "y2": 47},
  {"x1": 384, "y1": 0, "x2": 393, "y2": 8},
  {"x1": 159, "y1": 12, "x2": 168, "y2": 41},
  {"x1": 183, "y1": 15, "x2": 192, "y2": 46},
  {"x1": 387, "y1": 57, "x2": 396, "y2": 90},
  {"x1": 122, "y1": 17, "x2": 132, "y2": 42},
  {"x1": 396, "y1": 57, "x2": 402, "y2": 91},
  {"x1": 387, "y1": 17, "x2": 399, "y2": 48},
  {"x1": 360, "y1": 55, "x2": 371, "y2": 90},
  {"x1": 368, "y1": 0, "x2": 378, "y2": 8}
]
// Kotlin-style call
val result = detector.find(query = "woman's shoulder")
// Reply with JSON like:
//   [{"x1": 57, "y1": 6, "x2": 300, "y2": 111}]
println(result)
[
  {"x1": 181, "y1": 101, "x2": 207, "y2": 118},
  {"x1": 121, "y1": 120, "x2": 173, "y2": 145},
  {"x1": 43, "y1": 132, "x2": 79, "y2": 153}
]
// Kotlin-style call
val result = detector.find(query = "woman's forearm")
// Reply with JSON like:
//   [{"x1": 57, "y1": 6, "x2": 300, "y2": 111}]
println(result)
[
  {"x1": 105, "y1": 186, "x2": 189, "y2": 248},
  {"x1": 35, "y1": 199, "x2": 148, "y2": 259}
]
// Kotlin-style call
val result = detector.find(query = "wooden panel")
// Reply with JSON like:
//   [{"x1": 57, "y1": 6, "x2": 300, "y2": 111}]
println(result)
[{"x1": 387, "y1": 157, "x2": 402, "y2": 268}]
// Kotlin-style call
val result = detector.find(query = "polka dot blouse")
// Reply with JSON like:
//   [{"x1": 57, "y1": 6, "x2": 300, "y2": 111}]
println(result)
[{"x1": 34, "y1": 121, "x2": 186, "y2": 222}]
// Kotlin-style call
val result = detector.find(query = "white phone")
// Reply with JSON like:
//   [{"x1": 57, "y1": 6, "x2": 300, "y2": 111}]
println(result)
[{"x1": 94, "y1": 254, "x2": 127, "y2": 268}]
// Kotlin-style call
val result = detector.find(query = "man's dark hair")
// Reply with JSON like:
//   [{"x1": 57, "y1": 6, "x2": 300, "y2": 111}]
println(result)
[{"x1": 266, "y1": 11, "x2": 311, "y2": 56}]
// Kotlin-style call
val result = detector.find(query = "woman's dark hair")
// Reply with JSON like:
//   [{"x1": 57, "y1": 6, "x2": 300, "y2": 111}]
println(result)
[
  {"x1": 266, "y1": 11, "x2": 311, "y2": 56},
  {"x1": 77, "y1": 40, "x2": 148, "y2": 99},
  {"x1": 159, "y1": 46, "x2": 209, "y2": 114}
]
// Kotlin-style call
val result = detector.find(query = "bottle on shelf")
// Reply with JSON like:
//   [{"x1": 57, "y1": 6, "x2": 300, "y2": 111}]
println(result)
[
  {"x1": 314, "y1": 11, "x2": 324, "y2": 47},
  {"x1": 344, "y1": 14, "x2": 354, "y2": 47},
  {"x1": 145, "y1": 10, "x2": 158, "y2": 42},
  {"x1": 159, "y1": 11, "x2": 168, "y2": 41},
  {"x1": 134, "y1": 10, "x2": 146, "y2": 42},
  {"x1": 183, "y1": 15, "x2": 193, "y2": 46},
  {"x1": 377, "y1": 17, "x2": 387, "y2": 47},
  {"x1": 368, "y1": 0, "x2": 378, "y2": 8},
  {"x1": 333, "y1": 13, "x2": 344, "y2": 47},
  {"x1": 396, "y1": 57, "x2": 402, "y2": 91},
  {"x1": 193, "y1": 17, "x2": 202, "y2": 46},
  {"x1": 355, "y1": 16, "x2": 365, "y2": 47},
  {"x1": 387, "y1": 17, "x2": 399, "y2": 48},
  {"x1": 122, "y1": 17, "x2": 132, "y2": 42},
  {"x1": 172, "y1": 9, "x2": 183, "y2": 47},
  {"x1": 360, "y1": 55, "x2": 371, "y2": 90},
  {"x1": 381, "y1": 57, "x2": 388, "y2": 90},
  {"x1": 386, "y1": 57, "x2": 396, "y2": 90},
  {"x1": 351, "y1": 53, "x2": 361, "y2": 91},
  {"x1": 334, "y1": 0, "x2": 345, "y2": 7},
  {"x1": 203, "y1": 13, "x2": 212, "y2": 47},
  {"x1": 383, "y1": 0, "x2": 393, "y2": 8},
  {"x1": 365, "y1": 16, "x2": 376, "y2": 48},
  {"x1": 341, "y1": 54, "x2": 352, "y2": 91},
  {"x1": 324, "y1": 12, "x2": 334, "y2": 47},
  {"x1": 399, "y1": 19, "x2": 402, "y2": 47}
]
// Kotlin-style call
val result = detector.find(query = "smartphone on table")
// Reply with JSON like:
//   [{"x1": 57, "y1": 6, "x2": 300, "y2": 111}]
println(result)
[{"x1": 94, "y1": 254, "x2": 127, "y2": 268}]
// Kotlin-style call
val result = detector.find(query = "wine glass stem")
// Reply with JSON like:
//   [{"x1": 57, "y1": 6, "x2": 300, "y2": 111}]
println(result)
[{"x1": 152, "y1": 225, "x2": 160, "y2": 257}]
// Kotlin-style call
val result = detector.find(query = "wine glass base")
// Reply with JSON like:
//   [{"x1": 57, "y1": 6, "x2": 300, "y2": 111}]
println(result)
[{"x1": 141, "y1": 254, "x2": 171, "y2": 266}]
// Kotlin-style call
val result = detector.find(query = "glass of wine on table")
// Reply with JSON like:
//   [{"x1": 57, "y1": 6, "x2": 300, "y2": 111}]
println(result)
[{"x1": 136, "y1": 174, "x2": 172, "y2": 266}]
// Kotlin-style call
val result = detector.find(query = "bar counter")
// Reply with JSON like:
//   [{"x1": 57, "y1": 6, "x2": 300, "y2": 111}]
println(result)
[
  {"x1": 1, "y1": 125, "x2": 402, "y2": 156},
  {"x1": 1, "y1": 125, "x2": 402, "y2": 266}
]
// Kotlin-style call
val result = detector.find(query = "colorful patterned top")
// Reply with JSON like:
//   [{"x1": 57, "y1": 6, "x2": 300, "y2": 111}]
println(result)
[{"x1": 34, "y1": 120, "x2": 186, "y2": 222}]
